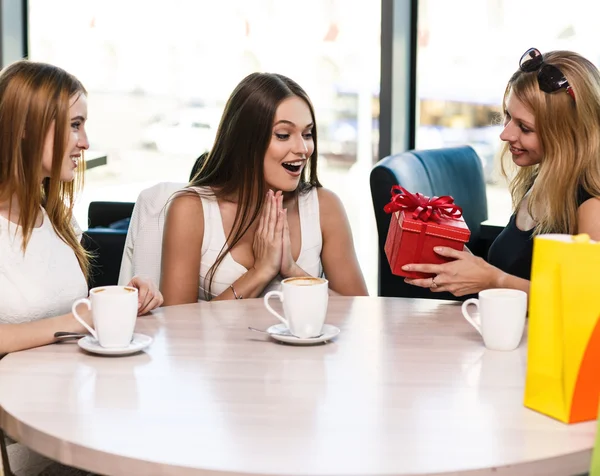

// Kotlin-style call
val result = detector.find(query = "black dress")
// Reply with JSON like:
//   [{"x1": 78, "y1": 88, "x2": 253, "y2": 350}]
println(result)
[{"x1": 488, "y1": 187, "x2": 594, "y2": 280}]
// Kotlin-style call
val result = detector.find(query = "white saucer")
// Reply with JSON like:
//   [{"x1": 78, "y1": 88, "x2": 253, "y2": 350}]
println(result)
[
  {"x1": 266, "y1": 324, "x2": 340, "y2": 345},
  {"x1": 78, "y1": 333, "x2": 153, "y2": 356}
]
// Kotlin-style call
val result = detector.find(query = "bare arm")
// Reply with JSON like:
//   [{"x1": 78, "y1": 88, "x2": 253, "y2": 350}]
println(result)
[
  {"x1": 317, "y1": 188, "x2": 368, "y2": 296},
  {"x1": 402, "y1": 198, "x2": 600, "y2": 297},
  {"x1": 213, "y1": 191, "x2": 285, "y2": 300},
  {"x1": 0, "y1": 311, "x2": 90, "y2": 355},
  {"x1": 161, "y1": 191, "x2": 281, "y2": 304},
  {"x1": 160, "y1": 193, "x2": 205, "y2": 306},
  {"x1": 494, "y1": 270, "x2": 530, "y2": 294},
  {"x1": 577, "y1": 197, "x2": 600, "y2": 240},
  {"x1": 404, "y1": 247, "x2": 530, "y2": 296},
  {"x1": 489, "y1": 197, "x2": 600, "y2": 295},
  {"x1": 211, "y1": 267, "x2": 274, "y2": 301}
]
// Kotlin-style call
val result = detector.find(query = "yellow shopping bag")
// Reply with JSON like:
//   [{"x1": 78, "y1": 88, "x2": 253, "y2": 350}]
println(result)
[{"x1": 525, "y1": 234, "x2": 600, "y2": 424}]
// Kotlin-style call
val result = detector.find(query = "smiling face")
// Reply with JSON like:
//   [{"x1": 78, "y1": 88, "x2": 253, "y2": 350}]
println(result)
[
  {"x1": 41, "y1": 93, "x2": 90, "y2": 181},
  {"x1": 263, "y1": 96, "x2": 315, "y2": 192},
  {"x1": 499, "y1": 91, "x2": 543, "y2": 167}
]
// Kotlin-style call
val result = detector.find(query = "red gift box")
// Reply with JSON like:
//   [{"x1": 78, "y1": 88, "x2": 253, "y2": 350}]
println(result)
[{"x1": 384, "y1": 186, "x2": 471, "y2": 279}]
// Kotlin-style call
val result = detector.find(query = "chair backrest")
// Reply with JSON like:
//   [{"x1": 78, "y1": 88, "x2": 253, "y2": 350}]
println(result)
[
  {"x1": 118, "y1": 182, "x2": 186, "y2": 287},
  {"x1": 88, "y1": 201, "x2": 135, "y2": 228},
  {"x1": 412, "y1": 147, "x2": 488, "y2": 241},
  {"x1": 370, "y1": 146, "x2": 488, "y2": 299},
  {"x1": 84, "y1": 201, "x2": 135, "y2": 288},
  {"x1": 84, "y1": 228, "x2": 129, "y2": 288}
]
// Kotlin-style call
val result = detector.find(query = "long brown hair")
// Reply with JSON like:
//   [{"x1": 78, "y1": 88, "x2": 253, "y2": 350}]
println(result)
[
  {"x1": 188, "y1": 72, "x2": 321, "y2": 299},
  {"x1": 0, "y1": 60, "x2": 90, "y2": 278},
  {"x1": 500, "y1": 50, "x2": 600, "y2": 235}
]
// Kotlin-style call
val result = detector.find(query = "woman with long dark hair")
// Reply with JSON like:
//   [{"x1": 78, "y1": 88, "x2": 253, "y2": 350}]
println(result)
[{"x1": 161, "y1": 72, "x2": 368, "y2": 303}]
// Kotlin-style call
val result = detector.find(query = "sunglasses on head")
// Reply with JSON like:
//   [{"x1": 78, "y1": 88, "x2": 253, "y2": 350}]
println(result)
[{"x1": 519, "y1": 47, "x2": 576, "y2": 102}]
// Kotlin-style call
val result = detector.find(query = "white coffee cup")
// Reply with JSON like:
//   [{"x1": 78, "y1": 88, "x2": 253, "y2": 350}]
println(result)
[
  {"x1": 72, "y1": 285, "x2": 138, "y2": 348},
  {"x1": 461, "y1": 288, "x2": 527, "y2": 351},
  {"x1": 264, "y1": 277, "x2": 329, "y2": 338}
]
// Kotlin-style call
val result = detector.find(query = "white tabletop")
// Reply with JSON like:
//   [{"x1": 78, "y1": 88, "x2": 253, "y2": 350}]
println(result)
[{"x1": 0, "y1": 297, "x2": 595, "y2": 476}]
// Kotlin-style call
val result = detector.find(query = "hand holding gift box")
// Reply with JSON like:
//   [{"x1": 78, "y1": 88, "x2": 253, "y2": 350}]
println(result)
[{"x1": 383, "y1": 186, "x2": 471, "y2": 279}]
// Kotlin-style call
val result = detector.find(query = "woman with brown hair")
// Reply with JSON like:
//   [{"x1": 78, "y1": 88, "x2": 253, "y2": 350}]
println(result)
[
  {"x1": 0, "y1": 60, "x2": 163, "y2": 355},
  {"x1": 404, "y1": 48, "x2": 600, "y2": 296},
  {"x1": 160, "y1": 72, "x2": 368, "y2": 303}
]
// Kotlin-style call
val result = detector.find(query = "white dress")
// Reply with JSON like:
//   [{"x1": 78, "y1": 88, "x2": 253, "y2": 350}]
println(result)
[
  {"x1": 194, "y1": 186, "x2": 324, "y2": 300},
  {"x1": 0, "y1": 209, "x2": 88, "y2": 323}
]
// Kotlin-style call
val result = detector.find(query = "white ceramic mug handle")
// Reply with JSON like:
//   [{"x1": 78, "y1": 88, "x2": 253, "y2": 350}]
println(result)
[
  {"x1": 263, "y1": 291, "x2": 289, "y2": 327},
  {"x1": 71, "y1": 298, "x2": 97, "y2": 339},
  {"x1": 461, "y1": 298, "x2": 482, "y2": 335}
]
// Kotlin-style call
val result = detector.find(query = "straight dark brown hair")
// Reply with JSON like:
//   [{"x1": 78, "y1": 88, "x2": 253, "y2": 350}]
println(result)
[{"x1": 188, "y1": 72, "x2": 322, "y2": 299}]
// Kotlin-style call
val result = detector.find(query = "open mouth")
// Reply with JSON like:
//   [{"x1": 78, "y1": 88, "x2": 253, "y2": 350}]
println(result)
[{"x1": 282, "y1": 160, "x2": 304, "y2": 173}]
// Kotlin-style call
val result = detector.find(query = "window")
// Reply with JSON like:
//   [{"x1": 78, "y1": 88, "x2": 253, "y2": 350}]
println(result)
[
  {"x1": 29, "y1": 0, "x2": 381, "y2": 292},
  {"x1": 416, "y1": 0, "x2": 599, "y2": 222}
]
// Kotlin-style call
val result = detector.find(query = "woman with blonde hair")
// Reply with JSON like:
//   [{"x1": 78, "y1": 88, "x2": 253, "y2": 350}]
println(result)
[
  {"x1": 0, "y1": 60, "x2": 162, "y2": 355},
  {"x1": 161, "y1": 72, "x2": 368, "y2": 303},
  {"x1": 403, "y1": 48, "x2": 600, "y2": 296}
]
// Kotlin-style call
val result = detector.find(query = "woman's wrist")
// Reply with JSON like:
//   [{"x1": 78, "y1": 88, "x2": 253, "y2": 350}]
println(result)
[
  {"x1": 224, "y1": 266, "x2": 276, "y2": 300},
  {"x1": 281, "y1": 263, "x2": 308, "y2": 279},
  {"x1": 492, "y1": 268, "x2": 507, "y2": 289},
  {"x1": 61, "y1": 311, "x2": 90, "y2": 334},
  {"x1": 251, "y1": 265, "x2": 278, "y2": 284}
]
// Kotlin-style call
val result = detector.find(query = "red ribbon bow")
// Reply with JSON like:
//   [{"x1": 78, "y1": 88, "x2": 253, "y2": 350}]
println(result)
[{"x1": 383, "y1": 185, "x2": 463, "y2": 222}]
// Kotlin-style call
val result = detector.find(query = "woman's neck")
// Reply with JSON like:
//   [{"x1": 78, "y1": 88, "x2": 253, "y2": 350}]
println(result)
[
  {"x1": 0, "y1": 195, "x2": 23, "y2": 224},
  {"x1": 0, "y1": 194, "x2": 19, "y2": 212},
  {"x1": 216, "y1": 186, "x2": 297, "y2": 207}
]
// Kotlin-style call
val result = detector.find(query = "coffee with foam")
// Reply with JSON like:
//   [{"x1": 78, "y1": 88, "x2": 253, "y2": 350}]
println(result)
[
  {"x1": 264, "y1": 276, "x2": 329, "y2": 338},
  {"x1": 285, "y1": 277, "x2": 326, "y2": 286},
  {"x1": 94, "y1": 286, "x2": 136, "y2": 294}
]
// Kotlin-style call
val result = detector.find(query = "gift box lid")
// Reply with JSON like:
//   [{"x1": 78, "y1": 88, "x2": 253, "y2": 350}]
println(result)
[{"x1": 395, "y1": 210, "x2": 471, "y2": 243}]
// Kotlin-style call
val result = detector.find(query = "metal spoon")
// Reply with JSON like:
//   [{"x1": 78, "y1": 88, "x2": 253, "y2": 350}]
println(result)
[
  {"x1": 247, "y1": 326, "x2": 323, "y2": 339},
  {"x1": 54, "y1": 331, "x2": 86, "y2": 341},
  {"x1": 53, "y1": 332, "x2": 135, "y2": 344}
]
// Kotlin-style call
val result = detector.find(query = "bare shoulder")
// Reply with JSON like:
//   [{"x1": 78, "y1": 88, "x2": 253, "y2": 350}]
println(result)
[
  {"x1": 577, "y1": 196, "x2": 600, "y2": 240},
  {"x1": 163, "y1": 190, "x2": 205, "y2": 244},
  {"x1": 316, "y1": 187, "x2": 345, "y2": 217},
  {"x1": 316, "y1": 187, "x2": 351, "y2": 237},
  {"x1": 578, "y1": 196, "x2": 600, "y2": 212},
  {"x1": 167, "y1": 190, "x2": 204, "y2": 223}
]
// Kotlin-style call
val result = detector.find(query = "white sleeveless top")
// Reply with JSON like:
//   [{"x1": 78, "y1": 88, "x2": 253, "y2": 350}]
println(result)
[
  {"x1": 193, "y1": 187, "x2": 323, "y2": 300},
  {"x1": 0, "y1": 209, "x2": 88, "y2": 323}
]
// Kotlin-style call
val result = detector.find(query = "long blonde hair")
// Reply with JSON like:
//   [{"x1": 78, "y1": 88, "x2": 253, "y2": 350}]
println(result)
[
  {"x1": 500, "y1": 50, "x2": 600, "y2": 235},
  {"x1": 0, "y1": 60, "x2": 90, "y2": 278}
]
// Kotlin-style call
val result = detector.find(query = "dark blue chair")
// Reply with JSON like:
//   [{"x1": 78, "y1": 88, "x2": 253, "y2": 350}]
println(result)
[
  {"x1": 83, "y1": 201, "x2": 135, "y2": 288},
  {"x1": 370, "y1": 146, "x2": 490, "y2": 300}
]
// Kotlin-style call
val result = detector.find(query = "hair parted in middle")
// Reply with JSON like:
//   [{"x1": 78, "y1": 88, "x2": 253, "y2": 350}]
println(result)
[{"x1": 186, "y1": 72, "x2": 321, "y2": 298}]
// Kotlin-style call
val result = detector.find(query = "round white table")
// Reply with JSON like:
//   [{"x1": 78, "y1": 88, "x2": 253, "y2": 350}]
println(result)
[{"x1": 0, "y1": 297, "x2": 595, "y2": 475}]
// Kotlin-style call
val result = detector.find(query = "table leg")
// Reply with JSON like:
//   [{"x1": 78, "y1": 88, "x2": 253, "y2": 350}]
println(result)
[{"x1": 0, "y1": 429, "x2": 14, "y2": 476}]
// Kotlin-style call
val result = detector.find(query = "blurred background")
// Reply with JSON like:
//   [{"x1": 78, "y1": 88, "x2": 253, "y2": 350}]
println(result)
[{"x1": 26, "y1": 0, "x2": 600, "y2": 293}]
